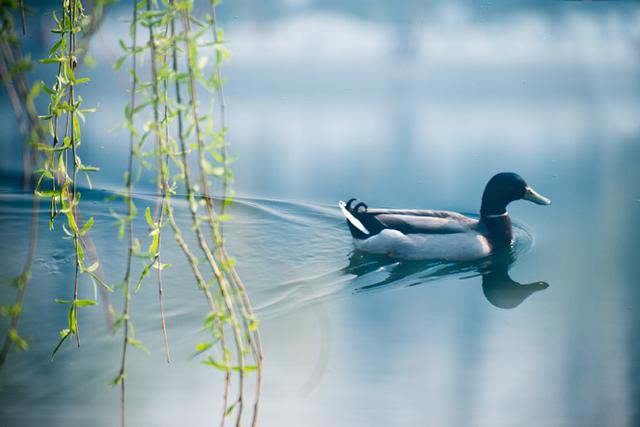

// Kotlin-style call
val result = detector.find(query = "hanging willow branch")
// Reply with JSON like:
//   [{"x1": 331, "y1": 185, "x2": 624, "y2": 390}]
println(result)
[
  {"x1": 1, "y1": 0, "x2": 110, "y2": 369},
  {"x1": 209, "y1": 3, "x2": 264, "y2": 421},
  {"x1": 113, "y1": 0, "x2": 263, "y2": 425},
  {"x1": 114, "y1": 0, "x2": 139, "y2": 425},
  {"x1": 146, "y1": 0, "x2": 172, "y2": 365},
  {"x1": 35, "y1": 0, "x2": 107, "y2": 359}
]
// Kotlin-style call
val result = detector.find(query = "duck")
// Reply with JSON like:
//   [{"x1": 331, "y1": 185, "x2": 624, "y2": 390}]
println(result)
[{"x1": 338, "y1": 172, "x2": 551, "y2": 261}]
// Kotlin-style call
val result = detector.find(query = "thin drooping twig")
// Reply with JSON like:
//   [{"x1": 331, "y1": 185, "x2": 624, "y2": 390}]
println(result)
[
  {"x1": 164, "y1": 204, "x2": 231, "y2": 424},
  {"x1": 227, "y1": 261, "x2": 264, "y2": 427},
  {"x1": 166, "y1": 214, "x2": 217, "y2": 312},
  {"x1": 19, "y1": 0, "x2": 26, "y2": 36},
  {"x1": 118, "y1": 0, "x2": 138, "y2": 424},
  {"x1": 167, "y1": 9, "x2": 231, "y2": 421},
  {"x1": 159, "y1": 22, "x2": 174, "y2": 363},
  {"x1": 209, "y1": 2, "x2": 228, "y2": 223},
  {"x1": 180, "y1": 9, "x2": 248, "y2": 425},
  {"x1": 209, "y1": 4, "x2": 264, "y2": 424},
  {"x1": 147, "y1": 0, "x2": 171, "y2": 364},
  {"x1": 68, "y1": 0, "x2": 81, "y2": 348},
  {"x1": 167, "y1": 138, "x2": 233, "y2": 426},
  {"x1": 155, "y1": 106, "x2": 171, "y2": 364}
]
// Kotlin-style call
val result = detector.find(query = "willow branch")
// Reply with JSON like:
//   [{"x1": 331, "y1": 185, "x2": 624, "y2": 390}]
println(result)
[
  {"x1": 180, "y1": 9, "x2": 246, "y2": 425},
  {"x1": 118, "y1": 0, "x2": 138, "y2": 424},
  {"x1": 147, "y1": 0, "x2": 171, "y2": 364},
  {"x1": 169, "y1": 13, "x2": 232, "y2": 423},
  {"x1": 17, "y1": 0, "x2": 26, "y2": 35},
  {"x1": 209, "y1": 3, "x2": 263, "y2": 424}
]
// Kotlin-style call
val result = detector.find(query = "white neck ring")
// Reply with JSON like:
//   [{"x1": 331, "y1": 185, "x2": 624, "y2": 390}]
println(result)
[{"x1": 484, "y1": 212, "x2": 508, "y2": 218}]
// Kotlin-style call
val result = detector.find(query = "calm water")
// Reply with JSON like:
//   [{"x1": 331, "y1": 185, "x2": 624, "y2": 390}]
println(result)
[{"x1": 1, "y1": 1, "x2": 640, "y2": 426}]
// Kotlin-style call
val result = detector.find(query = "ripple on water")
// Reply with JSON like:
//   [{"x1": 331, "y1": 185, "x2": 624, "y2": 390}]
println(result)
[
  {"x1": 0, "y1": 188, "x2": 537, "y2": 321},
  {"x1": 220, "y1": 200, "x2": 536, "y2": 316}
]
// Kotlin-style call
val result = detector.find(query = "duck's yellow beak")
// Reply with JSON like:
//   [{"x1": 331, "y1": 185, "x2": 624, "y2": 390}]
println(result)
[{"x1": 523, "y1": 186, "x2": 551, "y2": 205}]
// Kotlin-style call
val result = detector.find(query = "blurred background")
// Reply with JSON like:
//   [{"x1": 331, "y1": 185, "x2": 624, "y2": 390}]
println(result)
[{"x1": 1, "y1": 0, "x2": 638, "y2": 205}]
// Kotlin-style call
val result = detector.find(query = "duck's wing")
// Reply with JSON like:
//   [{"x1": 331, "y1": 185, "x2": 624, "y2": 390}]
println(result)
[
  {"x1": 366, "y1": 208, "x2": 472, "y2": 220},
  {"x1": 339, "y1": 201, "x2": 477, "y2": 238},
  {"x1": 372, "y1": 210, "x2": 477, "y2": 235}
]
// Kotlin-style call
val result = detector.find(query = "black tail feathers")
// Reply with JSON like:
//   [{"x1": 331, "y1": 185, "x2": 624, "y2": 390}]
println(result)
[{"x1": 341, "y1": 198, "x2": 385, "y2": 239}]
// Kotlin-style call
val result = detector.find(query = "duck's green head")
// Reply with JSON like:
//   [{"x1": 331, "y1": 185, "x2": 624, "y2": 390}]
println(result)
[{"x1": 480, "y1": 172, "x2": 551, "y2": 217}]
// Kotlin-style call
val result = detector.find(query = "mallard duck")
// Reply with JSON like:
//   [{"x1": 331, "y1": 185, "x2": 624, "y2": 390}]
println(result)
[{"x1": 339, "y1": 172, "x2": 550, "y2": 261}]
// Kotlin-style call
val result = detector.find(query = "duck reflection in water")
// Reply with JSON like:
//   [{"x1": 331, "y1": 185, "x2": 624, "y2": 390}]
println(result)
[{"x1": 345, "y1": 247, "x2": 548, "y2": 309}]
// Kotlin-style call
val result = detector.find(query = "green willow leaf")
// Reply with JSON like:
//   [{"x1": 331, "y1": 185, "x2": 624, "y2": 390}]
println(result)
[
  {"x1": 144, "y1": 206, "x2": 154, "y2": 228},
  {"x1": 75, "y1": 299, "x2": 97, "y2": 307},
  {"x1": 80, "y1": 216, "x2": 94, "y2": 236},
  {"x1": 51, "y1": 329, "x2": 71, "y2": 361}
]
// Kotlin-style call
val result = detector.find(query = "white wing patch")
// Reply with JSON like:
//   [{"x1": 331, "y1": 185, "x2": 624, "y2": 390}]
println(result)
[{"x1": 338, "y1": 201, "x2": 370, "y2": 235}]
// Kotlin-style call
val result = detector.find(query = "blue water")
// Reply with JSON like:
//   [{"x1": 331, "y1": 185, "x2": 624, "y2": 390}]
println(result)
[{"x1": 1, "y1": 1, "x2": 640, "y2": 426}]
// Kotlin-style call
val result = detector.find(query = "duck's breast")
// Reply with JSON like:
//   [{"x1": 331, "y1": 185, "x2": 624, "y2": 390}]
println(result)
[{"x1": 354, "y1": 229, "x2": 491, "y2": 261}]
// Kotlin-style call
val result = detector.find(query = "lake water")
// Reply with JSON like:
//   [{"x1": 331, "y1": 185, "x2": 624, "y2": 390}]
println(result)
[{"x1": 1, "y1": 1, "x2": 639, "y2": 426}]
